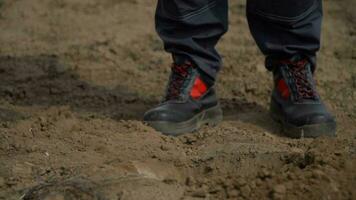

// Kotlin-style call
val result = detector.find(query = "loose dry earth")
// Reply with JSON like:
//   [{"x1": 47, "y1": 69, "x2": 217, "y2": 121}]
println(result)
[{"x1": 0, "y1": 0, "x2": 355, "y2": 199}]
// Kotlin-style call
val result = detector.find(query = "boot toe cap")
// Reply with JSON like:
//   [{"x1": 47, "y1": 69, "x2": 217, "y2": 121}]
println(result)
[
  {"x1": 289, "y1": 113, "x2": 335, "y2": 127},
  {"x1": 144, "y1": 109, "x2": 186, "y2": 123}
]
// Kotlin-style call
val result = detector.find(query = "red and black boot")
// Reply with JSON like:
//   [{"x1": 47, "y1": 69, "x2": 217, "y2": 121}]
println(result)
[
  {"x1": 143, "y1": 61, "x2": 222, "y2": 136},
  {"x1": 269, "y1": 55, "x2": 336, "y2": 138}
]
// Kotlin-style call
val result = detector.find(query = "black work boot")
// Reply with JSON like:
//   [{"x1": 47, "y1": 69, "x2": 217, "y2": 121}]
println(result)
[
  {"x1": 144, "y1": 61, "x2": 223, "y2": 136},
  {"x1": 268, "y1": 55, "x2": 336, "y2": 138}
]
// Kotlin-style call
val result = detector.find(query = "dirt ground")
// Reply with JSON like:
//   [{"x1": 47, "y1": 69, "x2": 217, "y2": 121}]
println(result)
[{"x1": 0, "y1": 0, "x2": 355, "y2": 199}]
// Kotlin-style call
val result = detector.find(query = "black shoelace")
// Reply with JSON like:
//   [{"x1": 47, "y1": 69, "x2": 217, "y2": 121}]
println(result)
[
  {"x1": 284, "y1": 59, "x2": 318, "y2": 101},
  {"x1": 165, "y1": 62, "x2": 192, "y2": 101}
]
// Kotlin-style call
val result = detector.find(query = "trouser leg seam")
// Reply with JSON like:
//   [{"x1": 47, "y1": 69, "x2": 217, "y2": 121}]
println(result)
[
  {"x1": 248, "y1": 0, "x2": 318, "y2": 23},
  {"x1": 161, "y1": 1, "x2": 217, "y2": 21}
]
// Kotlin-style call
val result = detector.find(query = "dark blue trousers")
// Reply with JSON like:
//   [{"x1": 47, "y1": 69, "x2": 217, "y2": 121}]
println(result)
[{"x1": 155, "y1": 0, "x2": 323, "y2": 79}]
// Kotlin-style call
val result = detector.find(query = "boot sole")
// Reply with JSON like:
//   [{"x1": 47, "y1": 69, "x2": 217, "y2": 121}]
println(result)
[
  {"x1": 145, "y1": 105, "x2": 223, "y2": 136},
  {"x1": 270, "y1": 100, "x2": 337, "y2": 138}
]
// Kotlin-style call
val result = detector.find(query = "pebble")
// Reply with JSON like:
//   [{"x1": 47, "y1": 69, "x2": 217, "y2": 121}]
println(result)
[
  {"x1": 5, "y1": 177, "x2": 17, "y2": 186},
  {"x1": 0, "y1": 177, "x2": 5, "y2": 187},
  {"x1": 240, "y1": 185, "x2": 251, "y2": 198},
  {"x1": 273, "y1": 184, "x2": 286, "y2": 195},
  {"x1": 236, "y1": 178, "x2": 247, "y2": 187},
  {"x1": 271, "y1": 184, "x2": 287, "y2": 200},
  {"x1": 185, "y1": 176, "x2": 195, "y2": 186},
  {"x1": 312, "y1": 169, "x2": 325, "y2": 179},
  {"x1": 191, "y1": 189, "x2": 206, "y2": 198},
  {"x1": 273, "y1": 184, "x2": 286, "y2": 194},
  {"x1": 258, "y1": 168, "x2": 272, "y2": 180},
  {"x1": 227, "y1": 189, "x2": 239, "y2": 198},
  {"x1": 255, "y1": 178, "x2": 263, "y2": 186},
  {"x1": 160, "y1": 145, "x2": 169, "y2": 151}
]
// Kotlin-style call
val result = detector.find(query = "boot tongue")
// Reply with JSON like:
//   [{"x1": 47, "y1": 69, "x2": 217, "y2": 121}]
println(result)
[
  {"x1": 172, "y1": 63, "x2": 190, "y2": 76},
  {"x1": 289, "y1": 54, "x2": 304, "y2": 63},
  {"x1": 285, "y1": 56, "x2": 318, "y2": 101},
  {"x1": 165, "y1": 62, "x2": 193, "y2": 101}
]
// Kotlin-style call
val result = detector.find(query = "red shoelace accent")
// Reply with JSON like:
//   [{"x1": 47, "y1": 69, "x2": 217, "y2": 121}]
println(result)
[
  {"x1": 281, "y1": 59, "x2": 317, "y2": 100},
  {"x1": 165, "y1": 62, "x2": 192, "y2": 100}
]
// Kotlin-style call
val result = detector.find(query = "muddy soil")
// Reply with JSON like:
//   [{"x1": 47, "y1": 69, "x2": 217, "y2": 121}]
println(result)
[{"x1": 0, "y1": 0, "x2": 355, "y2": 199}]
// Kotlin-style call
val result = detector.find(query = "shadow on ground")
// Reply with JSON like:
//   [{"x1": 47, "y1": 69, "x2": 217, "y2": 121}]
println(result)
[
  {"x1": 0, "y1": 55, "x2": 280, "y2": 135},
  {"x1": 0, "y1": 55, "x2": 157, "y2": 120}
]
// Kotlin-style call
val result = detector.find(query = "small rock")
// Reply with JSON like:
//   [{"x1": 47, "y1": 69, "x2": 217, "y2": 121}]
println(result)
[
  {"x1": 163, "y1": 178, "x2": 177, "y2": 184},
  {"x1": 208, "y1": 187, "x2": 221, "y2": 194},
  {"x1": 334, "y1": 151, "x2": 342, "y2": 156},
  {"x1": 5, "y1": 177, "x2": 17, "y2": 186},
  {"x1": 184, "y1": 136, "x2": 197, "y2": 145},
  {"x1": 352, "y1": 75, "x2": 356, "y2": 88},
  {"x1": 256, "y1": 63, "x2": 266, "y2": 73},
  {"x1": 271, "y1": 184, "x2": 287, "y2": 200},
  {"x1": 160, "y1": 145, "x2": 169, "y2": 151},
  {"x1": 273, "y1": 184, "x2": 286, "y2": 194},
  {"x1": 204, "y1": 166, "x2": 214, "y2": 174},
  {"x1": 240, "y1": 185, "x2": 251, "y2": 198},
  {"x1": 0, "y1": 177, "x2": 5, "y2": 187},
  {"x1": 258, "y1": 168, "x2": 272, "y2": 180},
  {"x1": 312, "y1": 169, "x2": 325, "y2": 179},
  {"x1": 250, "y1": 181, "x2": 256, "y2": 189},
  {"x1": 191, "y1": 189, "x2": 206, "y2": 198},
  {"x1": 185, "y1": 176, "x2": 195, "y2": 186},
  {"x1": 227, "y1": 189, "x2": 239, "y2": 198},
  {"x1": 236, "y1": 178, "x2": 247, "y2": 187},
  {"x1": 255, "y1": 178, "x2": 263, "y2": 186}
]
